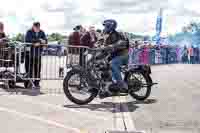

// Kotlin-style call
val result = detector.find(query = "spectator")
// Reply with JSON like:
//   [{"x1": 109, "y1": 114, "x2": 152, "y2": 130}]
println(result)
[
  {"x1": 80, "y1": 26, "x2": 97, "y2": 48},
  {"x1": 196, "y1": 47, "x2": 200, "y2": 63},
  {"x1": 0, "y1": 22, "x2": 8, "y2": 46},
  {"x1": 188, "y1": 46, "x2": 194, "y2": 64},
  {"x1": 25, "y1": 22, "x2": 47, "y2": 89},
  {"x1": 0, "y1": 22, "x2": 6, "y2": 40},
  {"x1": 182, "y1": 45, "x2": 188, "y2": 64},
  {"x1": 0, "y1": 22, "x2": 10, "y2": 68},
  {"x1": 165, "y1": 45, "x2": 170, "y2": 64},
  {"x1": 176, "y1": 45, "x2": 181, "y2": 63},
  {"x1": 0, "y1": 22, "x2": 8, "y2": 49},
  {"x1": 68, "y1": 25, "x2": 85, "y2": 67},
  {"x1": 80, "y1": 26, "x2": 97, "y2": 67},
  {"x1": 68, "y1": 25, "x2": 83, "y2": 47}
]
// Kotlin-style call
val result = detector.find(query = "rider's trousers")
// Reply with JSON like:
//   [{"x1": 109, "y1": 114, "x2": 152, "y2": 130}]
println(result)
[{"x1": 111, "y1": 55, "x2": 128, "y2": 81}]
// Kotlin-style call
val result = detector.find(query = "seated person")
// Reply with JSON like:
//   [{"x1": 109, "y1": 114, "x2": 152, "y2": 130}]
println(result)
[{"x1": 99, "y1": 19, "x2": 129, "y2": 97}]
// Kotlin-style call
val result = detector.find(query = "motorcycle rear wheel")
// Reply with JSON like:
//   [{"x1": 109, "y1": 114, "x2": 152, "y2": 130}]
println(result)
[{"x1": 127, "y1": 71, "x2": 152, "y2": 101}]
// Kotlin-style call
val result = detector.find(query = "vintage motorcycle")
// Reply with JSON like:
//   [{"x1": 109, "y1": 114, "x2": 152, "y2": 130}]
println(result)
[{"x1": 63, "y1": 43, "x2": 157, "y2": 105}]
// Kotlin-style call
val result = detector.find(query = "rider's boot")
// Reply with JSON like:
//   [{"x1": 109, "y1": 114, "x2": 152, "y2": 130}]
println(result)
[
  {"x1": 99, "y1": 82, "x2": 113, "y2": 99},
  {"x1": 99, "y1": 90, "x2": 112, "y2": 99},
  {"x1": 109, "y1": 81, "x2": 128, "y2": 94},
  {"x1": 99, "y1": 81, "x2": 128, "y2": 99},
  {"x1": 118, "y1": 81, "x2": 128, "y2": 93}
]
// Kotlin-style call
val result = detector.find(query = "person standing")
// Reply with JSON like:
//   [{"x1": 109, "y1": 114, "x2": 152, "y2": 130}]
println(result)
[
  {"x1": 80, "y1": 26, "x2": 97, "y2": 48},
  {"x1": 188, "y1": 46, "x2": 194, "y2": 64},
  {"x1": 68, "y1": 25, "x2": 83, "y2": 47},
  {"x1": 196, "y1": 47, "x2": 200, "y2": 63},
  {"x1": 191, "y1": 46, "x2": 195, "y2": 64},
  {"x1": 68, "y1": 25, "x2": 84, "y2": 66},
  {"x1": 0, "y1": 22, "x2": 6, "y2": 40},
  {"x1": 80, "y1": 26, "x2": 97, "y2": 67},
  {"x1": 25, "y1": 22, "x2": 47, "y2": 89},
  {"x1": 182, "y1": 45, "x2": 188, "y2": 64},
  {"x1": 0, "y1": 22, "x2": 9, "y2": 68}
]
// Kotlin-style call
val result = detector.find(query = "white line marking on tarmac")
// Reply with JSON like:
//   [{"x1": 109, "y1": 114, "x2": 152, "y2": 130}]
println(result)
[
  {"x1": 112, "y1": 96, "x2": 146, "y2": 133},
  {"x1": 0, "y1": 106, "x2": 81, "y2": 133},
  {"x1": 112, "y1": 96, "x2": 125, "y2": 131},
  {"x1": 122, "y1": 96, "x2": 147, "y2": 133},
  {"x1": 121, "y1": 96, "x2": 136, "y2": 131},
  {"x1": 6, "y1": 95, "x2": 109, "y2": 121}
]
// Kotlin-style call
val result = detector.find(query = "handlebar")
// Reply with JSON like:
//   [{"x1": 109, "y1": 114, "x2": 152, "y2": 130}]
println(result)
[
  {"x1": 89, "y1": 45, "x2": 113, "y2": 52},
  {"x1": 89, "y1": 41, "x2": 128, "y2": 52}
]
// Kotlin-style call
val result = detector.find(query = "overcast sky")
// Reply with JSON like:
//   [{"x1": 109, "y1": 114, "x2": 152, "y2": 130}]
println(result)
[{"x1": 0, "y1": 0, "x2": 200, "y2": 36}]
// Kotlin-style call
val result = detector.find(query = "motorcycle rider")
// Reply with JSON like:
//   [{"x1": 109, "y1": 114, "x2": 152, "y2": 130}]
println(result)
[{"x1": 99, "y1": 19, "x2": 129, "y2": 97}]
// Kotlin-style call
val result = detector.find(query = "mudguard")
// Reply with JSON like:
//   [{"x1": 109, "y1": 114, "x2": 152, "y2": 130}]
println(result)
[
  {"x1": 66, "y1": 64, "x2": 85, "y2": 72},
  {"x1": 128, "y1": 65, "x2": 151, "y2": 75}
]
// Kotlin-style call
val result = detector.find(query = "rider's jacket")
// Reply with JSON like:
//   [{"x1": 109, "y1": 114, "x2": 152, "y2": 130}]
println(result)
[{"x1": 104, "y1": 30, "x2": 129, "y2": 58}]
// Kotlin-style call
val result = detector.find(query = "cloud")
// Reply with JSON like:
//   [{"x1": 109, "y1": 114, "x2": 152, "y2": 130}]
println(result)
[
  {"x1": 175, "y1": 8, "x2": 200, "y2": 17},
  {"x1": 95, "y1": 0, "x2": 170, "y2": 14},
  {"x1": 41, "y1": 0, "x2": 85, "y2": 31},
  {"x1": 0, "y1": 0, "x2": 200, "y2": 35}
]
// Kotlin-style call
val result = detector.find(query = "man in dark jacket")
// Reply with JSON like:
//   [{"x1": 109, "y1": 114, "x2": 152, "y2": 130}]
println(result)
[
  {"x1": 68, "y1": 25, "x2": 82, "y2": 47},
  {"x1": 25, "y1": 22, "x2": 47, "y2": 88},
  {"x1": 68, "y1": 25, "x2": 86, "y2": 66},
  {"x1": 98, "y1": 19, "x2": 129, "y2": 98}
]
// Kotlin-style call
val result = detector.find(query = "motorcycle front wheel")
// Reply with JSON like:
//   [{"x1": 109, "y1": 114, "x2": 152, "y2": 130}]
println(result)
[
  {"x1": 63, "y1": 68, "x2": 98, "y2": 105},
  {"x1": 126, "y1": 71, "x2": 152, "y2": 101}
]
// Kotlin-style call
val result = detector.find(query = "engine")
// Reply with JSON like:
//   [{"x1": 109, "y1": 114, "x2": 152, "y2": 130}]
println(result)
[{"x1": 101, "y1": 70, "x2": 112, "y2": 81}]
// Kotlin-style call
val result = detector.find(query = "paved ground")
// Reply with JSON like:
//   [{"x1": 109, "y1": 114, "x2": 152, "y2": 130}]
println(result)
[
  {"x1": 0, "y1": 64, "x2": 200, "y2": 133},
  {"x1": 127, "y1": 64, "x2": 200, "y2": 133}
]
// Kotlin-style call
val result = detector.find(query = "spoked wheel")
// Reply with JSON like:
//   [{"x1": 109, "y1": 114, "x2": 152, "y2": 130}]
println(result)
[
  {"x1": 127, "y1": 71, "x2": 152, "y2": 101},
  {"x1": 24, "y1": 81, "x2": 32, "y2": 88},
  {"x1": 2, "y1": 72, "x2": 15, "y2": 90},
  {"x1": 3, "y1": 80, "x2": 10, "y2": 90},
  {"x1": 63, "y1": 69, "x2": 98, "y2": 105},
  {"x1": 8, "y1": 80, "x2": 16, "y2": 88}
]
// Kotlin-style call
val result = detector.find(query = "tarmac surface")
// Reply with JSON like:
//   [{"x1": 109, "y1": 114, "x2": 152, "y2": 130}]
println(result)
[{"x1": 0, "y1": 63, "x2": 200, "y2": 133}]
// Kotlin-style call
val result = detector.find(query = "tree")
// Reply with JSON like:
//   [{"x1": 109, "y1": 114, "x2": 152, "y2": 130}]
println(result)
[
  {"x1": 182, "y1": 22, "x2": 200, "y2": 33},
  {"x1": 180, "y1": 22, "x2": 200, "y2": 46},
  {"x1": 12, "y1": 33, "x2": 25, "y2": 42},
  {"x1": 48, "y1": 33, "x2": 64, "y2": 42}
]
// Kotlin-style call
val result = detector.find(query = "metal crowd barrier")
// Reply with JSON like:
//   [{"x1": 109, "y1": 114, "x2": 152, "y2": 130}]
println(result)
[
  {"x1": 0, "y1": 42, "x2": 92, "y2": 88},
  {"x1": 18, "y1": 43, "x2": 68, "y2": 80},
  {"x1": 65, "y1": 45, "x2": 91, "y2": 69},
  {"x1": 0, "y1": 43, "x2": 16, "y2": 81},
  {"x1": 0, "y1": 41, "x2": 69, "y2": 89}
]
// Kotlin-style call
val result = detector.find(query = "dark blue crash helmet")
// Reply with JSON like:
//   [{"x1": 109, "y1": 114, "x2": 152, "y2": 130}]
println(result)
[{"x1": 102, "y1": 19, "x2": 117, "y2": 33}]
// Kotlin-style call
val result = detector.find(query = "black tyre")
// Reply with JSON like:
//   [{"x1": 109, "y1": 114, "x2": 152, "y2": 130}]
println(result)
[
  {"x1": 63, "y1": 68, "x2": 98, "y2": 105},
  {"x1": 8, "y1": 80, "x2": 16, "y2": 88},
  {"x1": 24, "y1": 81, "x2": 32, "y2": 88},
  {"x1": 127, "y1": 71, "x2": 152, "y2": 101},
  {"x1": 24, "y1": 81, "x2": 29, "y2": 88}
]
